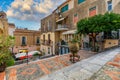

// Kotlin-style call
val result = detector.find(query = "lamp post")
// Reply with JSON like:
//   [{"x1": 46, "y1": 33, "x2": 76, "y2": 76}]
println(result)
[
  {"x1": 11, "y1": 37, "x2": 15, "y2": 58},
  {"x1": 25, "y1": 49, "x2": 29, "y2": 65}
]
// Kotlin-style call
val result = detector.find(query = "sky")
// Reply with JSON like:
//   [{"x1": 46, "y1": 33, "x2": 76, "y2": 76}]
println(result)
[{"x1": 0, "y1": 0, "x2": 66, "y2": 30}]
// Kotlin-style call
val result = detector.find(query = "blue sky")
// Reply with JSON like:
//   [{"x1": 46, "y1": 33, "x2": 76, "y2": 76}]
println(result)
[{"x1": 0, "y1": 0, "x2": 65, "y2": 30}]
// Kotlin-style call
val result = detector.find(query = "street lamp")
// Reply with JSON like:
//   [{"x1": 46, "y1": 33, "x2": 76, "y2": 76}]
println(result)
[{"x1": 25, "y1": 49, "x2": 29, "y2": 64}]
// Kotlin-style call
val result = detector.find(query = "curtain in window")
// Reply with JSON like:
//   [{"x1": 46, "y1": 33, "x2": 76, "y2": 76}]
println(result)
[{"x1": 89, "y1": 6, "x2": 96, "y2": 17}]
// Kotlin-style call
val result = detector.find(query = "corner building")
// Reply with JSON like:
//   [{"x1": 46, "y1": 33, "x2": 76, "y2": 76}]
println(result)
[{"x1": 40, "y1": 0, "x2": 120, "y2": 55}]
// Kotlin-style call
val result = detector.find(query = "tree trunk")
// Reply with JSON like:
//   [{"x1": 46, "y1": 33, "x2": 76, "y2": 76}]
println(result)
[
  {"x1": 93, "y1": 38, "x2": 96, "y2": 51},
  {"x1": 73, "y1": 53, "x2": 75, "y2": 63}
]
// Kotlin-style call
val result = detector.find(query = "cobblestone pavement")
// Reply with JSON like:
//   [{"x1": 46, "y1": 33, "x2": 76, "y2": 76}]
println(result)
[
  {"x1": 90, "y1": 54, "x2": 120, "y2": 80},
  {"x1": 4, "y1": 50, "x2": 94, "y2": 80},
  {"x1": 39, "y1": 48, "x2": 120, "y2": 80}
]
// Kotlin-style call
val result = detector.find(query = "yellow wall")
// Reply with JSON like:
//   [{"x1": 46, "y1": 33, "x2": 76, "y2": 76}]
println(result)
[
  {"x1": 14, "y1": 29, "x2": 40, "y2": 46},
  {"x1": 104, "y1": 39, "x2": 119, "y2": 49},
  {"x1": 41, "y1": 32, "x2": 55, "y2": 42},
  {"x1": 40, "y1": 32, "x2": 55, "y2": 55},
  {"x1": 13, "y1": 30, "x2": 40, "y2": 53},
  {"x1": 0, "y1": 19, "x2": 8, "y2": 36}
]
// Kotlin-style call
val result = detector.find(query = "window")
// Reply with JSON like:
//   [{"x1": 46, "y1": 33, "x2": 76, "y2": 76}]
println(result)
[
  {"x1": 73, "y1": 13, "x2": 78, "y2": 24},
  {"x1": 43, "y1": 35, "x2": 45, "y2": 44},
  {"x1": 61, "y1": 4, "x2": 69, "y2": 13},
  {"x1": 107, "y1": 1, "x2": 112, "y2": 11},
  {"x1": 48, "y1": 47, "x2": 50, "y2": 54},
  {"x1": 104, "y1": 31, "x2": 119, "y2": 39},
  {"x1": 78, "y1": 0, "x2": 85, "y2": 4},
  {"x1": 89, "y1": 6, "x2": 96, "y2": 17},
  {"x1": 44, "y1": 26, "x2": 45, "y2": 31},
  {"x1": 48, "y1": 34, "x2": 51, "y2": 44},
  {"x1": 36, "y1": 37, "x2": 40, "y2": 44},
  {"x1": 48, "y1": 21, "x2": 50, "y2": 31},
  {"x1": 22, "y1": 36, "x2": 26, "y2": 45}
]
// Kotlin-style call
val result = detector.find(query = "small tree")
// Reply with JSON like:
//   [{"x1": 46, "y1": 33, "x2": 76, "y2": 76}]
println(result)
[
  {"x1": 77, "y1": 12, "x2": 120, "y2": 51},
  {"x1": 0, "y1": 35, "x2": 15, "y2": 72},
  {"x1": 69, "y1": 43, "x2": 79, "y2": 63}
]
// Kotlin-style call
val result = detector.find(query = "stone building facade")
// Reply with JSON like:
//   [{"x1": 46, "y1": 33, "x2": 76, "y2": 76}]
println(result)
[
  {"x1": 40, "y1": 0, "x2": 120, "y2": 55},
  {"x1": 0, "y1": 11, "x2": 16, "y2": 37},
  {"x1": 0, "y1": 11, "x2": 9, "y2": 36},
  {"x1": 13, "y1": 29, "x2": 41, "y2": 53},
  {"x1": 8, "y1": 23, "x2": 15, "y2": 36}
]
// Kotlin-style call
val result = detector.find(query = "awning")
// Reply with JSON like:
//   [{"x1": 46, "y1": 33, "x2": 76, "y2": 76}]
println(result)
[
  {"x1": 56, "y1": 17, "x2": 65, "y2": 23},
  {"x1": 62, "y1": 30, "x2": 77, "y2": 35},
  {"x1": 56, "y1": 28, "x2": 68, "y2": 31}
]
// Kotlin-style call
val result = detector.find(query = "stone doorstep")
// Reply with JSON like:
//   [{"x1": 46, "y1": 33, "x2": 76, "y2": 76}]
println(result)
[{"x1": 39, "y1": 48, "x2": 120, "y2": 80}]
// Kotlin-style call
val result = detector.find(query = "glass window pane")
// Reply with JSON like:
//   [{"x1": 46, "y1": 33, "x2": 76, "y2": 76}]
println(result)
[
  {"x1": 22, "y1": 37, "x2": 26, "y2": 45},
  {"x1": 78, "y1": 0, "x2": 85, "y2": 4},
  {"x1": 61, "y1": 4, "x2": 68, "y2": 13},
  {"x1": 108, "y1": 1, "x2": 112, "y2": 11}
]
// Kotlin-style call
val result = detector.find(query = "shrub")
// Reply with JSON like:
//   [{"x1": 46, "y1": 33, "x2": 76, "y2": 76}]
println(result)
[
  {"x1": 69, "y1": 44, "x2": 78, "y2": 54},
  {"x1": 0, "y1": 35, "x2": 15, "y2": 67},
  {"x1": 33, "y1": 52, "x2": 39, "y2": 56},
  {"x1": 5, "y1": 57, "x2": 15, "y2": 67}
]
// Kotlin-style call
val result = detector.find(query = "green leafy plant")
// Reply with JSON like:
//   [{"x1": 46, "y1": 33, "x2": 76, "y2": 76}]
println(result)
[
  {"x1": 69, "y1": 44, "x2": 78, "y2": 54},
  {"x1": 71, "y1": 38, "x2": 78, "y2": 44},
  {"x1": 69, "y1": 44, "x2": 79, "y2": 63},
  {"x1": 0, "y1": 35, "x2": 15, "y2": 70},
  {"x1": 5, "y1": 56, "x2": 15, "y2": 67},
  {"x1": 77, "y1": 12, "x2": 120, "y2": 51},
  {"x1": 33, "y1": 52, "x2": 39, "y2": 56}
]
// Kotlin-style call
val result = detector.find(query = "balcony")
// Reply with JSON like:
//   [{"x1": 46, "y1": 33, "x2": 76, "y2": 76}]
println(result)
[
  {"x1": 41, "y1": 40, "x2": 53, "y2": 46},
  {"x1": 56, "y1": 25, "x2": 68, "y2": 31}
]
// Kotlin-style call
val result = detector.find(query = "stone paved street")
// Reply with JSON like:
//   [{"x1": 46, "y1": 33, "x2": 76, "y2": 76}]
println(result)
[
  {"x1": 39, "y1": 47, "x2": 120, "y2": 80},
  {"x1": 1, "y1": 48, "x2": 120, "y2": 80},
  {"x1": 90, "y1": 54, "x2": 120, "y2": 80},
  {"x1": 3, "y1": 50, "x2": 94, "y2": 80}
]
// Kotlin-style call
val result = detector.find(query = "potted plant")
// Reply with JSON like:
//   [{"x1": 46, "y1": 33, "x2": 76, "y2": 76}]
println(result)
[
  {"x1": 0, "y1": 35, "x2": 15, "y2": 72},
  {"x1": 69, "y1": 44, "x2": 80, "y2": 63},
  {"x1": 0, "y1": 53, "x2": 8, "y2": 72}
]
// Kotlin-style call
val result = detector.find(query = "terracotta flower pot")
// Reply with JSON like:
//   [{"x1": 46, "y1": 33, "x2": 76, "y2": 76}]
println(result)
[
  {"x1": 0, "y1": 63, "x2": 6, "y2": 72},
  {"x1": 69, "y1": 54, "x2": 80, "y2": 63}
]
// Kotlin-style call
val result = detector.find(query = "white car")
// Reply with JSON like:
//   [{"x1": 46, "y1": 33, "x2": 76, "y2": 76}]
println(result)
[{"x1": 15, "y1": 51, "x2": 41, "y2": 60}]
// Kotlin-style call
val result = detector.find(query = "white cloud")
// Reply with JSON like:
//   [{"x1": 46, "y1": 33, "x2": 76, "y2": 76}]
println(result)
[
  {"x1": 6, "y1": 0, "x2": 65, "y2": 22},
  {"x1": 6, "y1": 0, "x2": 65, "y2": 30}
]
